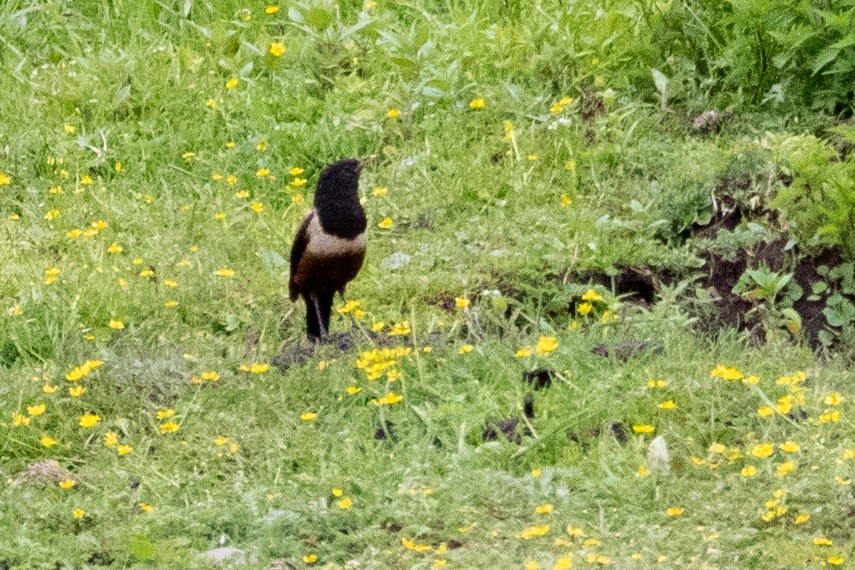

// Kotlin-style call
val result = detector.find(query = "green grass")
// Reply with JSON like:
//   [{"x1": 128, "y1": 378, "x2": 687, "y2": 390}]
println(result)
[{"x1": 1, "y1": 1, "x2": 855, "y2": 568}]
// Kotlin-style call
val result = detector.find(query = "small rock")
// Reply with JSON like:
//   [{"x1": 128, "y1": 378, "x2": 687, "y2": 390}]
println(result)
[
  {"x1": 648, "y1": 435, "x2": 670, "y2": 473},
  {"x1": 198, "y1": 547, "x2": 246, "y2": 565}
]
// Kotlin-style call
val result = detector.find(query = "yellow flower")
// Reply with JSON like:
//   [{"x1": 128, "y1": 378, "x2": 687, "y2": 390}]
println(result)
[
  {"x1": 535, "y1": 336, "x2": 558, "y2": 356},
  {"x1": 813, "y1": 537, "x2": 832, "y2": 546},
  {"x1": 107, "y1": 243, "x2": 123, "y2": 254},
  {"x1": 269, "y1": 42, "x2": 286, "y2": 57},
  {"x1": 215, "y1": 268, "x2": 235, "y2": 278},
  {"x1": 336, "y1": 496, "x2": 353, "y2": 509},
  {"x1": 743, "y1": 375, "x2": 760, "y2": 385},
  {"x1": 561, "y1": 194, "x2": 572, "y2": 207},
  {"x1": 265, "y1": 5, "x2": 279, "y2": 14},
  {"x1": 372, "y1": 392, "x2": 403, "y2": 406},
  {"x1": 79, "y1": 414, "x2": 101, "y2": 428},
  {"x1": 256, "y1": 168, "x2": 270, "y2": 177},
  {"x1": 69, "y1": 386, "x2": 85, "y2": 397},
  {"x1": 250, "y1": 363, "x2": 269, "y2": 374},
  {"x1": 386, "y1": 109, "x2": 400, "y2": 119},
  {"x1": 666, "y1": 507, "x2": 684, "y2": 517},
  {"x1": 44, "y1": 209, "x2": 60, "y2": 221},
  {"x1": 104, "y1": 432, "x2": 118, "y2": 447},
  {"x1": 43, "y1": 267, "x2": 60, "y2": 285},
  {"x1": 828, "y1": 557, "x2": 845, "y2": 566},
  {"x1": 550, "y1": 102, "x2": 564, "y2": 113},
  {"x1": 301, "y1": 412, "x2": 317, "y2": 421},
  {"x1": 139, "y1": 503, "x2": 153, "y2": 512},
  {"x1": 401, "y1": 537, "x2": 431, "y2": 552},
  {"x1": 303, "y1": 554, "x2": 317, "y2": 564},
  {"x1": 72, "y1": 508, "x2": 85, "y2": 519},
  {"x1": 740, "y1": 465, "x2": 757, "y2": 477},
  {"x1": 12, "y1": 411, "x2": 30, "y2": 427},
  {"x1": 751, "y1": 443, "x2": 774, "y2": 458},
  {"x1": 458, "y1": 344, "x2": 474, "y2": 354},
  {"x1": 225, "y1": 78, "x2": 238, "y2": 89},
  {"x1": 378, "y1": 216, "x2": 393, "y2": 229},
  {"x1": 469, "y1": 97, "x2": 485, "y2": 109},
  {"x1": 780, "y1": 441, "x2": 800, "y2": 453},
  {"x1": 156, "y1": 409, "x2": 175, "y2": 420},
  {"x1": 345, "y1": 386, "x2": 361, "y2": 395},
  {"x1": 288, "y1": 167, "x2": 304, "y2": 176},
  {"x1": 41, "y1": 435, "x2": 58, "y2": 447},
  {"x1": 577, "y1": 302, "x2": 592, "y2": 315},
  {"x1": 64, "y1": 124, "x2": 76, "y2": 134},
  {"x1": 632, "y1": 424, "x2": 655, "y2": 434},
  {"x1": 516, "y1": 347, "x2": 532, "y2": 358},
  {"x1": 553, "y1": 556, "x2": 573, "y2": 570},
  {"x1": 43, "y1": 384, "x2": 57, "y2": 394},
  {"x1": 516, "y1": 524, "x2": 550, "y2": 539},
  {"x1": 636, "y1": 465, "x2": 649, "y2": 477},
  {"x1": 824, "y1": 392, "x2": 844, "y2": 406},
  {"x1": 59, "y1": 479, "x2": 75, "y2": 489},
  {"x1": 201, "y1": 371, "x2": 220, "y2": 381},
  {"x1": 710, "y1": 364, "x2": 744, "y2": 381},
  {"x1": 535, "y1": 503, "x2": 553, "y2": 514},
  {"x1": 757, "y1": 406, "x2": 774, "y2": 418},
  {"x1": 794, "y1": 513, "x2": 810, "y2": 524},
  {"x1": 455, "y1": 297, "x2": 470, "y2": 309},
  {"x1": 65, "y1": 367, "x2": 95, "y2": 390},
  {"x1": 292, "y1": 193, "x2": 304, "y2": 204},
  {"x1": 27, "y1": 404, "x2": 46, "y2": 416},
  {"x1": 158, "y1": 421, "x2": 180, "y2": 433},
  {"x1": 291, "y1": 177, "x2": 307, "y2": 186},
  {"x1": 251, "y1": 201, "x2": 264, "y2": 213},
  {"x1": 388, "y1": 321, "x2": 410, "y2": 336},
  {"x1": 658, "y1": 400, "x2": 676, "y2": 410},
  {"x1": 108, "y1": 319, "x2": 124, "y2": 330},
  {"x1": 81, "y1": 175, "x2": 93, "y2": 185},
  {"x1": 581, "y1": 289, "x2": 603, "y2": 302},
  {"x1": 115, "y1": 162, "x2": 123, "y2": 172},
  {"x1": 0, "y1": 172, "x2": 10, "y2": 186},
  {"x1": 776, "y1": 461, "x2": 794, "y2": 476},
  {"x1": 117, "y1": 444, "x2": 133, "y2": 455},
  {"x1": 819, "y1": 410, "x2": 841, "y2": 423}
]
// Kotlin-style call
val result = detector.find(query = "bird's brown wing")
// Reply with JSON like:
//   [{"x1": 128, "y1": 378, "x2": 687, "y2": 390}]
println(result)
[{"x1": 289, "y1": 211, "x2": 314, "y2": 301}]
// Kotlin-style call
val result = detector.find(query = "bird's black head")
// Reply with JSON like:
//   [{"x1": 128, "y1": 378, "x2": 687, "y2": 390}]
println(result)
[{"x1": 314, "y1": 158, "x2": 367, "y2": 239}]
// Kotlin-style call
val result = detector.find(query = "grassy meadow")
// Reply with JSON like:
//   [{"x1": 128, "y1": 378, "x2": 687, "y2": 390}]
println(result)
[{"x1": 2, "y1": 0, "x2": 855, "y2": 568}]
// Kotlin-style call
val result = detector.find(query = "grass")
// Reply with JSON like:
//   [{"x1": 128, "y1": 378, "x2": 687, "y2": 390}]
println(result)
[{"x1": 1, "y1": 0, "x2": 855, "y2": 568}]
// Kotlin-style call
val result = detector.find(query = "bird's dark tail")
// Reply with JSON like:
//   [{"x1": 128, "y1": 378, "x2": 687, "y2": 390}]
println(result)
[{"x1": 304, "y1": 291, "x2": 335, "y2": 341}]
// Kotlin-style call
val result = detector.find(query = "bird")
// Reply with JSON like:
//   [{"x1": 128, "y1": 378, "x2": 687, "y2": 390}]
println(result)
[{"x1": 289, "y1": 158, "x2": 367, "y2": 340}]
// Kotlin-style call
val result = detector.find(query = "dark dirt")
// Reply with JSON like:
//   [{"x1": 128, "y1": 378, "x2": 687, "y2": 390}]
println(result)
[
  {"x1": 375, "y1": 420, "x2": 396, "y2": 441},
  {"x1": 522, "y1": 368, "x2": 553, "y2": 390},
  {"x1": 567, "y1": 421, "x2": 629, "y2": 447},
  {"x1": 688, "y1": 193, "x2": 848, "y2": 346},
  {"x1": 482, "y1": 393, "x2": 534, "y2": 445},
  {"x1": 564, "y1": 266, "x2": 661, "y2": 310}
]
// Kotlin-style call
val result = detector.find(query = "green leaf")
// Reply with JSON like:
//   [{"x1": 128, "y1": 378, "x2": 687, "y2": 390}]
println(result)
[
  {"x1": 651, "y1": 68, "x2": 668, "y2": 95},
  {"x1": 305, "y1": 7, "x2": 333, "y2": 29},
  {"x1": 130, "y1": 535, "x2": 155, "y2": 562}
]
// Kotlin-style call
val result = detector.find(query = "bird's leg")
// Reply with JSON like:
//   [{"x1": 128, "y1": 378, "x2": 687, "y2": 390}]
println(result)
[{"x1": 310, "y1": 292, "x2": 327, "y2": 340}]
